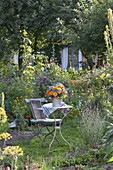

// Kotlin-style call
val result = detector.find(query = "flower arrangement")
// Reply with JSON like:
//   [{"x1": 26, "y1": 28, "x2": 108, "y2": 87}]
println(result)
[{"x1": 46, "y1": 83, "x2": 67, "y2": 99}]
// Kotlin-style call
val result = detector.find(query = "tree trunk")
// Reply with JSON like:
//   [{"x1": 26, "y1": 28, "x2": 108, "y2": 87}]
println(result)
[
  {"x1": 18, "y1": 48, "x2": 24, "y2": 70},
  {"x1": 87, "y1": 57, "x2": 94, "y2": 70}
]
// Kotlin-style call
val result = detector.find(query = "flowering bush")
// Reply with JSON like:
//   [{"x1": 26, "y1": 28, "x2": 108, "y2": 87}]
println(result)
[
  {"x1": 0, "y1": 93, "x2": 23, "y2": 170},
  {"x1": 46, "y1": 83, "x2": 67, "y2": 98},
  {"x1": 0, "y1": 105, "x2": 9, "y2": 133}
]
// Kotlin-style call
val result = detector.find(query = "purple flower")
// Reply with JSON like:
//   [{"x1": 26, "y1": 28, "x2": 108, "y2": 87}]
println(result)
[
  {"x1": 43, "y1": 78, "x2": 47, "y2": 84},
  {"x1": 43, "y1": 81, "x2": 46, "y2": 84},
  {"x1": 40, "y1": 78, "x2": 43, "y2": 82},
  {"x1": 34, "y1": 80, "x2": 38, "y2": 82},
  {"x1": 64, "y1": 81, "x2": 68, "y2": 86},
  {"x1": 68, "y1": 92, "x2": 71, "y2": 98},
  {"x1": 44, "y1": 72, "x2": 48, "y2": 75},
  {"x1": 10, "y1": 86, "x2": 12, "y2": 90},
  {"x1": 0, "y1": 77, "x2": 2, "y2": 82},
  {"x1": 7, "y1": 76, "x2": 11, "y2": 83},
  {"x1": 43, "y1": 77, "x2": 46, "y2": 81}
]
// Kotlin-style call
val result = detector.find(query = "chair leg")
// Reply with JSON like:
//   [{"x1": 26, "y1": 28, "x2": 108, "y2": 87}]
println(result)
[
  {"x1": 29, "y1": 123, "x2": 60, "y2": 145},
  {"x1": 42, "y1": 126, "x2": 60, "y2": 145},
  {"x1": 27, "y1": 122, "x2": 42, "y2": 142}
]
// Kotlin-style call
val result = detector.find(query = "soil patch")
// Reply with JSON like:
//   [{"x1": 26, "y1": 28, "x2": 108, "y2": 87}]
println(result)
[{"x1": 0, "y1": 130, "x2": 38, "y2": 147}]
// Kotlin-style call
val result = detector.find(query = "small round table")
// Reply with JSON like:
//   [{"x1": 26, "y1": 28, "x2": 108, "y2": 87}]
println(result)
[{"x1": 42, "y1": 102, "x2": 73, "y2": 152}]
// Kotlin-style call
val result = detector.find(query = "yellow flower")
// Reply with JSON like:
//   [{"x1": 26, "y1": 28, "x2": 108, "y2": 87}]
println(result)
[
  {"x1": 3, "y1": 146, "x2": 23, "y2": 156},
  {"x1": 0, "y1": 107, "x2": 7, "y2": 124},
  {"x1": 0, "y1": 132, "x2": 12, "y2": 141},
  {"x1": 0, "y1": 156, "x2": 3, "y2": 160},
  {"x1": 106, "y1": 74, "x2": 111, "y2": 77},
  {"x1": 100, "y1": 73, "x2": 105, "y2": 79},
  {"x1": 56, "y1": 88, "x2": 61, "y2": 91},
  {"x1": 53, "y1": 92, "x2": 57, "y2": 97}
]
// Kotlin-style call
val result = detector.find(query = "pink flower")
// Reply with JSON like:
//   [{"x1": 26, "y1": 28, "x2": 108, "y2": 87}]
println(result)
[{"x1": 32, "y1": 165, "x2": 37, "y2": 169}]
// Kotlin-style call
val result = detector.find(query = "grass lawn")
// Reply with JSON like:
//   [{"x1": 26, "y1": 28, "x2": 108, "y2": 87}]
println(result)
[{"x1": 13, "y1": 115, "x2": 106, "y2": 169}]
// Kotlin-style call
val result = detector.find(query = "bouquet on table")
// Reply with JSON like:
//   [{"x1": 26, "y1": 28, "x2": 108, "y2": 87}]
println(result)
[{"x1": 46, "y1": 83, "x2": 68, "y2": 99}]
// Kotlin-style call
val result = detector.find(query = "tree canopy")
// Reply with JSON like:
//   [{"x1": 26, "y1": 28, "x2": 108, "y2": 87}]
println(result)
[{"x1": 0, "y1": 0, "x2": 113, "y2": 68}]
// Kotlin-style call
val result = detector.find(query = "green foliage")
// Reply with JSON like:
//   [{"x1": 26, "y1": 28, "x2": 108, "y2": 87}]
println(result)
[
  {"x1": 103, "y1": 8, "x2": 113, "y2": 108},
  {"x1": 101, "y1": 107, "x2": 113, "y2": 161},
  {"x1": 0, "y1": 62, "x2": 36, "y2": 119},
  {"x1": 0, "y1": 42, "x2": 112, "y2": 168},
  {"x1": 0, "y1": 0, "x2": 112, "y2": 68},
  {"x1": 0, "y1": 59, "x2": 72, "y2": 120},
  {"x1": 34, "y1": 62, "x2": 71, "y2": 100},
  {"x1": 0, "y1": 93, "x2": 9, "y2": 133},
  {"x1": 0, "y1": 0, "x2": 77, "y2": 61},
  {"x1": 80, "y1": 106, "x2": 106, "y2": 148},
  {"x1": 68, "y1": 68, "x2": 109, "y2": 115},
  {"x1": 13, "y1": 117, "x2": 105, "y2": 169},
  {"x1": 104, "y1": 8, "x2": 113, "y2": 66},
  {"x1": 75, "y1": 0, "x2": 111, "y2": 55}
]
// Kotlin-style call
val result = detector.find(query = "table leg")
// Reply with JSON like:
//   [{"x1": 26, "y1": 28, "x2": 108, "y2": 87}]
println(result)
[
  {"x1": 48, "y1": 109, "x2": 72, "y2": 152},
  {"x1": 49, "y1": 126, "x2": 57, "y2": 152},
  {"x1": 59, "y1": 115, "x2": 71, "y2": 147}
]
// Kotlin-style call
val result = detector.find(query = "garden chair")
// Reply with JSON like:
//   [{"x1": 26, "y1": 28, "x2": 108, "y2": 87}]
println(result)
[{"x1": 26, "y1": 99, "x2": 61, "y2": 145}]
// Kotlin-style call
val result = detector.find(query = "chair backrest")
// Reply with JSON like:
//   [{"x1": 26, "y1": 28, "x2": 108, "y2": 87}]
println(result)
[
  {"x1": 29, "y1": 100, "x2": 46, "y2": 119},
  {"x1": 25, "y1": 98, "x2": 47, "y2": 103}
]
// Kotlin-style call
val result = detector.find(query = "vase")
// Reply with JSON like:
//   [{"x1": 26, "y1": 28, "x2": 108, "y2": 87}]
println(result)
[{"x1": 52, "y1": 98, "x2": 62, "y2": 107}]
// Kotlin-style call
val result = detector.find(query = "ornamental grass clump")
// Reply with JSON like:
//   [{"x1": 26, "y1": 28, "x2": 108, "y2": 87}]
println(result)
[{"x1": 80, "y1": 107, "x2": 106, "y2": 148}]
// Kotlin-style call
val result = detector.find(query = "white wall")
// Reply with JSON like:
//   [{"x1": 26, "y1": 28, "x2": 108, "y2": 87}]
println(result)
[
  {"x1": 78, "y1": 50, "x2": 83, "y2": 69},
  {"x1": 61, "y1": 47, "x2": 68, "y2": 71}
]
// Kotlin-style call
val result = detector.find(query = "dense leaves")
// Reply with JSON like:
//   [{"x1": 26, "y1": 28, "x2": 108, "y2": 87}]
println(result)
[{"x1": 0, "y1": 0, "x2": 113, "y2": 68}]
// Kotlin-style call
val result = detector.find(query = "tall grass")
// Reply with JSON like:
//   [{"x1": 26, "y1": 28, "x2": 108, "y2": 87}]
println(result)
[{"x1": 80, "y1": 107, "x2": 106, "y2": 148}]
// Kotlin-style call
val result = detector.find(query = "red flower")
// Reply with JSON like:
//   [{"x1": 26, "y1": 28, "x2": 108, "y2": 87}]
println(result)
[
  {"x1": 26, "y1": 115, "x2": 30, "y2": 119},
  {"x1": 24, "y1": 160, "x2": 28, "y2": 163},
  {"x1": 38, "y1": 123, "x2": 40, "y2": 128},
  {"x1": 32, "y1": 164, "x2": 42, "y2": 169},
  {"x1": 37, "y1": 165, "x2": 42, "y2": 169}
]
